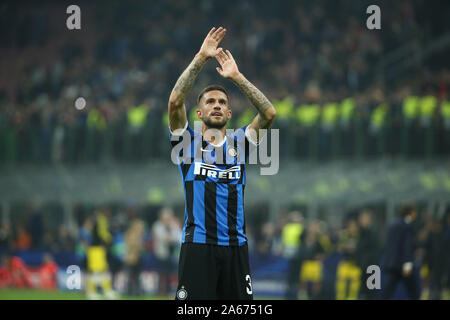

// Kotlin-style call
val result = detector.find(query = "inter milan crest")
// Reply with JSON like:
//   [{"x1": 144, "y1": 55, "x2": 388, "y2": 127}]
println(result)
[
  {"x1": 176, "y1": 287, "x2": 188, "y2": 300},
  {"x1": 228, "y1": 147, "x2": 238, "y2": 157}
]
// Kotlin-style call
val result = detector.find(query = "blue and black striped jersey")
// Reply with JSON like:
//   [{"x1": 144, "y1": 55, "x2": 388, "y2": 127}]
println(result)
[{"x1": 169, "y1": 122, "x2": 257, "y2": 246}]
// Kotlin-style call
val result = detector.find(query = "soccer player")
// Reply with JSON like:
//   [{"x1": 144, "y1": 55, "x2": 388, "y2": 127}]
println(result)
[{"x1": 168, "y1": 27, "x2": 276, "y2": 300}]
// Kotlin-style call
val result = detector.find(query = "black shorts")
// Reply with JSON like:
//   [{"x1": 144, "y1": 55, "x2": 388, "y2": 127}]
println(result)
[{"x1": 175, "y1": 242, "x2": 253, "y2": 300}]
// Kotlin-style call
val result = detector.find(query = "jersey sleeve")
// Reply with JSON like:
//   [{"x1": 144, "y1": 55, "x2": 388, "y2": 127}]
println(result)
[
  {"x1": 169, "y1": 121, "x2": 195, "y2": 162},
  {"x1": 169, "y1": 121, "x2": 196, "y2": 144},
  {"x1": 244, "y1": 125, "x2": 263, "y2": 147},
  {"x1": 232, "y1": 125, "x2": 260, "y2": 163}
]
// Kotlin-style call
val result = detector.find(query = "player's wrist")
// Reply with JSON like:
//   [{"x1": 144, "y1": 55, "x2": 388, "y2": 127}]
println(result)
[
  {"x1": 195, "y1": 51, "x2": 210, "y2": 62},
  {"x1": 229, "y1": 71, "x2": 243, "y2": 82}
]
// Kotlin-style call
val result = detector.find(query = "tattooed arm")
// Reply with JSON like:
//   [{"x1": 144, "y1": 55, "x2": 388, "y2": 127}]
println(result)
[
  {"x1": 232, "y1": 73, "x2": 277, "y2": 131},
  {"x1": 168, "y1": 54, "x2": 206, "y2": 131},
  {"x1": 168, "y1": 27, "x2": 227, "y2": 131},
  {"x1": 215, "y1": 49, "x2": 276, "y2": 141}
]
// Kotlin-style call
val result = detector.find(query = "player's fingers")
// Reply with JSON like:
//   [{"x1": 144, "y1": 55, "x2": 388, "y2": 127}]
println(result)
[
  {"x1": 214, "y1": 51, "x2": 222, "y2": 64},
  {"x1": 212, "y1": 27, "x2": 223, "y2": 40},
  {"x1": 216, "y1": 48, "x2": 225, "y2": 60},
  {"x1": 216, "y1": 28, "x2": 227, "y2": 42},
  {"x1": 216, "y1": 53, "x2": 224, "y2": 65},
  {"x1": 216, "y1": 67, "x2": 223, "y2": 76},
  {"x1": 225, "y1": 50, "x2": 235, "y2": 61},
  {"x1": 219, "y1": 49, "x2": 228, "y2": 62},
  {"x1": 215, "y1": 49, "x2": 225, "y2": 64},
  {"x1": 207, "y1": 27, "x2": 216, "y2": 37}
]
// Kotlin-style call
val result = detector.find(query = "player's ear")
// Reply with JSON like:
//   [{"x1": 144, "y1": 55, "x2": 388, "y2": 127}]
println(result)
[
  {"x1": 226, "y1": 109, "x2": 232, "y2": 120},
  {"x1": 196, "y1": 108, "x2": 203, "y2": 119}
]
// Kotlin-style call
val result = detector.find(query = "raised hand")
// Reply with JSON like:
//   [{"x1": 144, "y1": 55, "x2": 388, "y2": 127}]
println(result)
[
  {"x1": 216, "y1": 48, "x2": 277, "y2": 135},
  {"x1": 215, "y1": 49, "x2": 240, "y2": 81},
  {"x1": 198, "y1": 27, "x2": 227, "y2": 60}
]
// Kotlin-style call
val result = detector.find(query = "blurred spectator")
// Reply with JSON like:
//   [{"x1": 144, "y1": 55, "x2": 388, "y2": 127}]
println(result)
[
  {"x1": 0, "y1": 223, "x2": 12, "y2": 250},
  {"x1": 0, "y1": 254, "x2": 13, "y2": 288},
  {"x1": 85, "y1": 208, "x2": 118, "y2": 299},
  {"x1": 381, "y1": 204, "x2": 420, "y2": 300},
  {"x1": 29, "y1": 207, "x2": 43, "y2": 249},
  {"x1": 257, "y1": 221, "x2": 279, "y2": 255},
  {"x1": 336, "y1": 218, "x2": 361, "y2": 300},
  {"x1": 124, "y1": 210, "x2": 146, "y2": 296},
  {"x1": 356, "y1": 209, "x2": 380, "y2": 299},
  {"x1": 424, "y1": 217, "x2": 448, "y2": 299},
  {"x1": 298, "y1": 220, "x2": 331, "y2": 300},
  {"x1": 152, "y1": 207, "x2": 181, "y2": 296},
  {"x1": 42, "y1": 231, "x2": 56, "y2": 252},
  {"x1": 125, "y1": 101, "x2": 150, "y2": 161},
  {"x1": 38, "y1": 253, "x2": 58, "y2": 290},
  {"x1": 55, "y1": 225, "x2": 76, "y2": 252},
  {"x1": 13, "y1": 223, "x2": 32, "y2": 251},
  {"x1": 282, "y1": 211, "x2": 304, "y2": 299},
  {"x1": 444, "y1": 211, "x2": 450, "y2": 300},
  {"x1": 109, "y1": 213, "x2": 126, "y2": 290},
  {"x1": 76, "y1": 216, "x2": 93, "y2": 270}
]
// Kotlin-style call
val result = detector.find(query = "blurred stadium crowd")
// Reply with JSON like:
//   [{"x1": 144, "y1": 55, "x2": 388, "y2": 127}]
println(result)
[
  {"x1": 0, "y1": 203, "x2": 449, "y2": 299},
  {"x1": 1, "y1": 0, "x2": 450, "y2": 299},
  {"x1": 1, "y1": 0, "x2": 450, "y2": 164},
  {"x1": 0, "y1": 205, "x2": 182, "y2": 297}
]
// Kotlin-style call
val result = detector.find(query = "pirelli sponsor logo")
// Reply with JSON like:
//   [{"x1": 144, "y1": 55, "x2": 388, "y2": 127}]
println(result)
[{"x1": 193, "y1": 162, "x2": 241, "y2": 180}]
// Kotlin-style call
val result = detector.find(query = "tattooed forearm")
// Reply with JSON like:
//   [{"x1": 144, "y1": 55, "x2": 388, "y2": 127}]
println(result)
[
  {"x1": 233, "y1": 74, "x2": 274, "y2": 120},
  {"x1": 170, "y1": 54, "x2": 207, "y2": 106}
]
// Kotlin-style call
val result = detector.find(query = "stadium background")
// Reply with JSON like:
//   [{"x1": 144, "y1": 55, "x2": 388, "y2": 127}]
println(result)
[{"x1": 0, "y1": 0, "x2": 449, "y2": 299}]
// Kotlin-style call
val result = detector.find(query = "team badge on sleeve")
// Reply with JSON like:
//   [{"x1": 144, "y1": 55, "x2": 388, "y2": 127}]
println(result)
[
  {"x1": 176, "y1": 287, "x2": 188, "y2": 300},
  {"x1": 228, "y1": 147, "x2": 237, "y2": 157}
]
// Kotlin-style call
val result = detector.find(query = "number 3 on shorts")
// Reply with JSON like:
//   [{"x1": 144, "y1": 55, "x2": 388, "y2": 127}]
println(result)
[{"x1": 245, "y1": 274, "x2": 253, "y2": 295}]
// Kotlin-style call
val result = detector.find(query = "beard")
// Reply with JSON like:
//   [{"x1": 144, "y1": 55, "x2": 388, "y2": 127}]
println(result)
[{"x1": 203, "y1": 116, "x2": 228, "y2": 129}]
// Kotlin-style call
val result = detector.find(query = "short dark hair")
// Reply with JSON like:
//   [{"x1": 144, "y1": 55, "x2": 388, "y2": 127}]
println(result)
[
  {"x1": 400, "y1": 203, "x2": 416, "y2": 217},
  {"x1": 197, "y1": 85, "x2": 229, "y2": 105}
]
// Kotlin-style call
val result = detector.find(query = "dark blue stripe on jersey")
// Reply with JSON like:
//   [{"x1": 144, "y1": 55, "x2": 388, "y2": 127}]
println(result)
[
  {"x1": 237, "y1": 184, "x2": 246, "y2": 245},
  {"x1": 194, "y1": 139, "x2": 208, "y2": 181},
  {"x1": 244, "y1": 133, "x2": 251, "y2": 163},
  {"x1": 180, "y1": 164, "x2": 188, "y2": 243},
  {"x1": 216, "y1": 184, "x2": 230, "y2": 246},
  {"x1": 181, "y1": 163, "x2": 191, "y2": 180},
  {"x1": 181, "y1": 174, "x2": 187, "y2": 243},
  {"x1": 238, "y1": 164, "x2": 244, "y2": 184},
  {"x1": 204, "y1": 182, "x2": 218, "y2": 244},
  {"x1": 242, "y1": 185, "x2": 246, "y2": 235},
  {"x1": 185, "y1": 161, "x2": 195, "y2": 181},
  {"x1": 194, "y1": 172, "x2": 207, "y2": 181},
  {"x1": 184, "y1": 181, "x2": 194, "y2": 242},
  {"x1": 193, "y1": 180, "x2": 206, "y2": 243},
  {"x1": 227, "y1": 184, "x2": 238, "y2": 246}
]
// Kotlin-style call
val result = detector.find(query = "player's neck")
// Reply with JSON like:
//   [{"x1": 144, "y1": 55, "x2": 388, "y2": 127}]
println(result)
[{"x1": 201, "y1": 123, "x2": 226, "y2": 147}]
